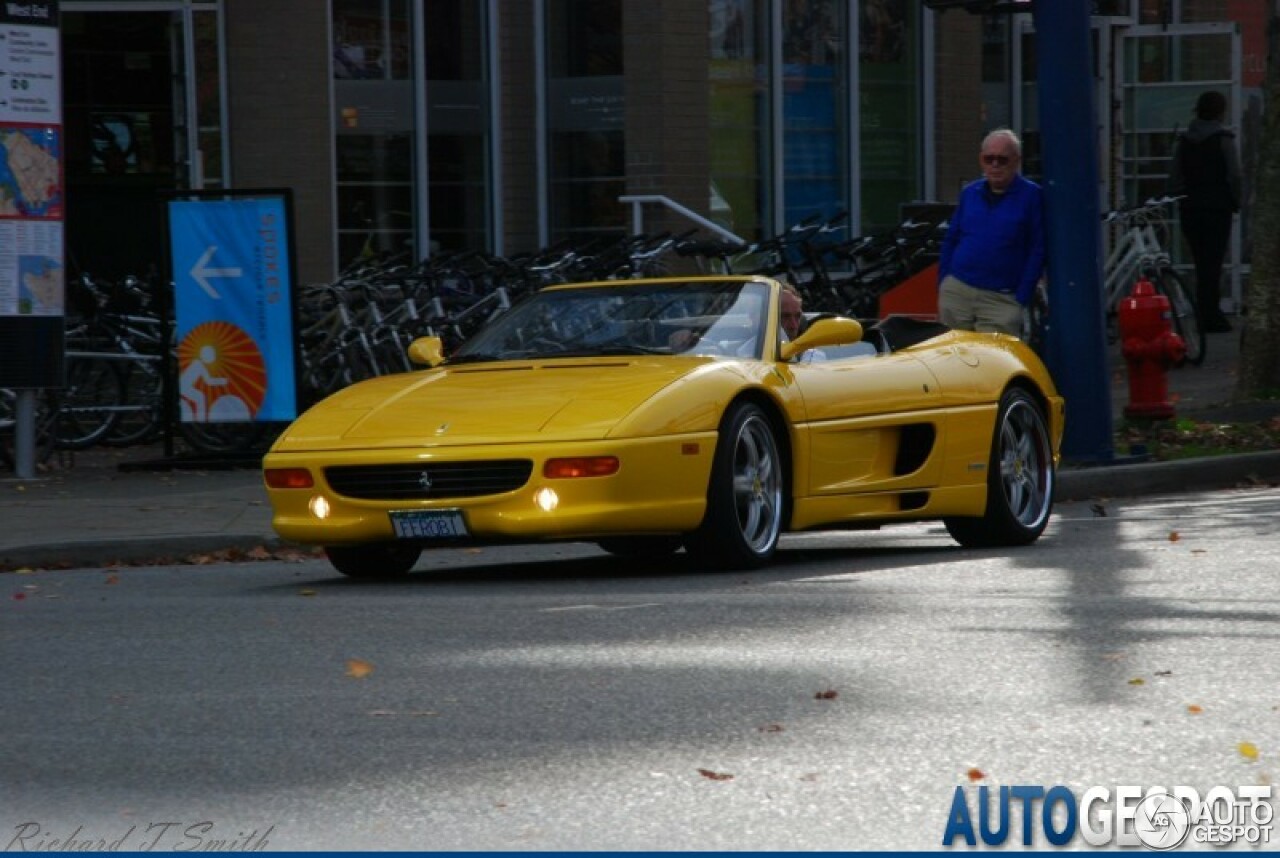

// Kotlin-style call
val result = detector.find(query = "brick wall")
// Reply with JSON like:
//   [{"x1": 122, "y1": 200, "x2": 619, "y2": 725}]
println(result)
[
  {"x1": 622, "y1": 0, "x2": 711, "y2": 237},
  {"x1": 224, "y1": 1, "x2": 334, "y2": 283},
  {"x1": 497, "y1": 0, "x2": 540, "y2": 255},
  {"x1": 931, "y1": 13, "x2": 984, "y2": 203}
]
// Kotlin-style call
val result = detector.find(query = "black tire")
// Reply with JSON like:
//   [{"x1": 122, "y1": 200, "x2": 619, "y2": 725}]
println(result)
[
  {"x1": 1155, "y1": 267, "x2": 1205, "y2": 367},
  {"x1": 178, "y1": 420, "x2": 270, "y2": 455},
  {"x1": 104, "y1": 359, "x2": 164, "y2": 447},
  {"x1": 595, "y1": 536, "x2": 684, "y2": 559},
  {"x1": 52, "y1": 357, "x2": 124, "y2": 450},
  {"x1": 324, "y1": 542, "x2": 422, "y2": 579},
  {"x1": 685, "y1": 401, "x2": 785, "y2": 570},
  {"x1": 944, "y1": 387, "x2": 1054, "y2": 548}
]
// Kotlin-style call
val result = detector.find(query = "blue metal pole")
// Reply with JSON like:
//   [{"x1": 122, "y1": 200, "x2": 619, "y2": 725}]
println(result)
[{"x1": 1032, "y1": 2, "x2": 1114, "y2": 463}]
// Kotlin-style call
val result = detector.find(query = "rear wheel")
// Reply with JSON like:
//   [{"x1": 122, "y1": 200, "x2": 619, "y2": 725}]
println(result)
[
  {"x1": 52, "y1": 356, "x2": 124, "y2": 450},
  {"x1": 1155, "y1": 267, "x2": 1204, "y2": 367},
  {"x1": 944, "y1": 387, "x2": 1054, "y2": 548},
  {"x1": 324, "y1": 542, "x2": 422, "y2": 579},
  {"x1": 685, "y1": 401, "x2": 784, "y2": 569}
]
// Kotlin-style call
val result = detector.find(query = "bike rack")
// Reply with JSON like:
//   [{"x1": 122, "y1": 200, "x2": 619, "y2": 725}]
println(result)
[{"x1": 618, "y1": 194, "x2": 747, "y2": 246}]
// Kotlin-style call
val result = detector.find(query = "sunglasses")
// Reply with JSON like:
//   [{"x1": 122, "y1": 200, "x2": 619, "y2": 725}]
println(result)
[{"x1": 982, "y1": 153, "x2": 1012, "y2": 166}]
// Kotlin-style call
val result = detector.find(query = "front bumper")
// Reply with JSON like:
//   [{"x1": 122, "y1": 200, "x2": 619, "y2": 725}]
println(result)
[{"x1": 263, "y1": 433, "x2": 718, "y2": 546}]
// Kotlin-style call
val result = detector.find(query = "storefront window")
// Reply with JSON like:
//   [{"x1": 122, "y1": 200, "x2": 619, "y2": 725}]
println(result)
[
  {"x1": 332, "y1": 0, "x2": 415, "y2": 268},
  {"x1": 858, "y1": 0, "x2": 920, "y2": 231},
  {"x1": 424, "y1": 0, "x2": 490, "y2": 253},
  {"x1": 783, "y1": 0, "x2": 848, "y2": 226},
  {"x1": 545, "y1": 0, "x2": 625, "y2": 244},
  {"x1": 709, "y1": 0, "x2": 768, "y2": 240},
  {"x1": 193, "y1": 9, "x2": 224, "y2": 188}
]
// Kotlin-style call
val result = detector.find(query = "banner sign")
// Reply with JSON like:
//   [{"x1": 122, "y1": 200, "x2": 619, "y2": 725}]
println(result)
[{"x1": 168, "y1": 194, "x2": 297, "y2": 423}]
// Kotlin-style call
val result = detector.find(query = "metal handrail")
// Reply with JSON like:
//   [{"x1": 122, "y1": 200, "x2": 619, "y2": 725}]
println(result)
[{"x1": 618, "y1": 194, "x2": 747, "y2": 246}]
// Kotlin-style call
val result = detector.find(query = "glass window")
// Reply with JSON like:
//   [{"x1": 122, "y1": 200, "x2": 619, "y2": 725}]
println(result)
[
  {"x1": 858, "y1": 0, "x2": 921, "y2": 231},
  {"x1": 332, "y1": 0, "x2": 492, "y2": 265},
  {"x1": 545, "y1": 0, "x2": 626, "y2": 244},
  {"x1": 709, "y1": 0, "x2": 768, "y2": 241},
  {"x1": 194, "y1": 9, "x2": 224, "y2": 188},
  {"x1": 783, "y1": 0, "x2": 849, "y2": 227},
  {"x1": 332, "y1": 0, "x2": 416, "y2": 269}
]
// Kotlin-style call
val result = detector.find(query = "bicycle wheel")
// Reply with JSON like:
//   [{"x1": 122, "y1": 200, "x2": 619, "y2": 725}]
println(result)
[
  {"x1": 178, "y1": 419, "x2": 274, "y2": 456},
  {"x1": 104, "y1": 357, "x2": 165, "y2": 447},
  {"x1": 1155, "y1": 267, "x2": 1205, "y2": 367},
  {"x1": 52, "y1": 356, "x2": 125, "y2": 450}
]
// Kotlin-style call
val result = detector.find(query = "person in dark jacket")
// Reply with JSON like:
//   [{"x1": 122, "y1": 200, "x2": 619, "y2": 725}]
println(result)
[
  {"x1": 937, "y1": 128, "x2": 1046, "y2": 338},
  {"x1": 1170, "y1": 90, "x2": 1241, "y2": 333}
]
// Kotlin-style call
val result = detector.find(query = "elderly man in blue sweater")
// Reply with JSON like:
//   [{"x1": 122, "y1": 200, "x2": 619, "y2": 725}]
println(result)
[{"x1": 937, "y1": 128, "x2": 1046, "y2": 338}]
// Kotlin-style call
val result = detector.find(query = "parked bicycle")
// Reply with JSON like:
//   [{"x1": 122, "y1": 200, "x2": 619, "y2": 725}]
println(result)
[{"x1": 1102, "y1": 196, "x2": 1204, "y2": 366}]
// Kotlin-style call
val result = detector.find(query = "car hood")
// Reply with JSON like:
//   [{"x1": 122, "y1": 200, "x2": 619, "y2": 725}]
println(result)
[{"x1": 273, "y1": 358, "x2": 711, "y2": 451}]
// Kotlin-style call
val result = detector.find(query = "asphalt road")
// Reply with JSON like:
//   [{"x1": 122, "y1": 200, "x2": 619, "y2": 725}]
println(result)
[{"x1": 4, "y1": 489, "x2": 1279, "y2": 851}]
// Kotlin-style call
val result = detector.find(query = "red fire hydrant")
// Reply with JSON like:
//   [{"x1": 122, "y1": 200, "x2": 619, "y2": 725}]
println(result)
[{"x1": 1119, "y1": 277, "x2": 1185, "y2": 420}]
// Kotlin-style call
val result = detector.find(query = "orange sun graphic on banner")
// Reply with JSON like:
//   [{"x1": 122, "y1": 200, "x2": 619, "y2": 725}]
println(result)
[{"x1": 177, "y1": 321, "x2": 268, "y2": 422}]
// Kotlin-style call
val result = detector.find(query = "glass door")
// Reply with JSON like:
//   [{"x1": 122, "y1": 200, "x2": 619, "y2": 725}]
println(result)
[
  {"x1": 61, "y1": 2, "x2": 224, "y2": 279},
  {"x1": 1118, "y1": 24, "x2": 1242, "y2": 310}
]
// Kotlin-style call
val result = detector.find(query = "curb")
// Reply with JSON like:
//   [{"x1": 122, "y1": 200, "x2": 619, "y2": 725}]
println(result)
[
  {"x1": 1055, "y1": 450, "x2": 1280, "y2": 503},
  {"x1": 0, "y1": 533, "x2": 297, "y2": 573}
]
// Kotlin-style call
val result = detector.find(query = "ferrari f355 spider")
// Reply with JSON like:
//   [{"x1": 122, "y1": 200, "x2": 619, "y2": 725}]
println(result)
[{"x1": 262, "y1": 276, "x2": 1064, "y2": 577}]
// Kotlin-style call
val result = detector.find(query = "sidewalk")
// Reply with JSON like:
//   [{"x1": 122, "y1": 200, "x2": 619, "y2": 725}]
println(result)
[{"x1": 2, "y1": 327, "x2": 1277, "y2": 572}]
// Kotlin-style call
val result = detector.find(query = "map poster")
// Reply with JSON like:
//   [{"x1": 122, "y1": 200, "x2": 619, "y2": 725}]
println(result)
[
  {"x1": 0, "y1": 219, "x2": 63, "y2": 316},
  {"x1": 0, "y1": 123, "x2": 63, "y2": 219},
  {"x1": 0, "y1": 1, "x2": 61, "y2": 392}
]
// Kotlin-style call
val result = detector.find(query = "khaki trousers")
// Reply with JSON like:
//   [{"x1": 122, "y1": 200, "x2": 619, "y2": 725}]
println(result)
[{"x1": 938, "y1": 275, "x2": 1024, "y2": 337}]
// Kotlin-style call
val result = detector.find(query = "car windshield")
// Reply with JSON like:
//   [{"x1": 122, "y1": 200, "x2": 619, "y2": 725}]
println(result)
[{"x1": 449, "y1": 279, "x2": 773, "y2": 363}]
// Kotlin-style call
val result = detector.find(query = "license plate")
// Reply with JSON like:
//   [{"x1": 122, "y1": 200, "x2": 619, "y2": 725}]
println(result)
[{"x1": 389, "y1": 509, "x2": 469, "y2": 540}]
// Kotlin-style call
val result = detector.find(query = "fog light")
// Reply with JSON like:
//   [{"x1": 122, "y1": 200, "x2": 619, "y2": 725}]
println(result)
[
  {"x1": 533, "y1": 487, "x2": 559, "y2": 512},
  {"x1": 309, "y1": 495, "x2": 331, "y2": 520}
]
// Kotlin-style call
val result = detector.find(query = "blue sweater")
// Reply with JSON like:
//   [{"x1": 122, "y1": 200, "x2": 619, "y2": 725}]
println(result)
[{"x1": 938, "y1": 174, "x2": 1046, "y2": 306}]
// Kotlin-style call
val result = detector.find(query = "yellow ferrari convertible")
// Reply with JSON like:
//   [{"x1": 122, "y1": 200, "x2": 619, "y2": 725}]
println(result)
[{"x1": 263, "y1": 276, "x2": 1064, "y2": 577}]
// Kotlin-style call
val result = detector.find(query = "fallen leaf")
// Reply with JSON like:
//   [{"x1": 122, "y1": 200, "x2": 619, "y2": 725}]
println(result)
[
  {"x1": 1238, "y1": 742, "x2": 1260, "y2": 762},
  {"x1": 815, "y1": 689, "x2": 838, "y2": 700},
  {"x1": 798, "y1": 773, "x2": 820, "y2": 782},
  {"x1": 299, "y1": 589, "x2": 317, "y2": 597},
  {"x1": 1129, "y1": 678, "x2": 1145, "y2": 686},
  {"x1": 1154, "y1": 670, "x2": 1173, "y2": 677},
  {"x1": 967, "y1": 767, "x2": 986, "y2": 782},
  {"x1": 246, "y1": 546, "x2": 272, "y2": 560},
  {"x1": 104, "y1": 574, "x2": 119, "y2": 586},
  {"x1": 1169, "y1": 531, "x2": 1181, "y2": 542},
  {"x1": 1187, "y1": 705, "x2": 1203, "y2": 714},
  {"x1": 1101, "y1": 652, "x2": 1126, "y2": 662},
  {"x1": 758, "y1": 724, "x2": 785, "y2": 733},
  {"x1": 12, "y1": 592, "x2": 26, "y2": 601},
  {"x1": 698, "y1": 768, "x2": 734, "y2": 781},
  {"x1": 346, "y1": 658, "x2": 375, "y2": 679},
  {"x1": 14, "y1": 568, "x2": 33, "y2": 575}
]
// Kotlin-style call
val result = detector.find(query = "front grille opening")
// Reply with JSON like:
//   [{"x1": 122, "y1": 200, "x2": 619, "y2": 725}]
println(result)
[{"x1": 325, "y1": 460, "x2": 534, "y2": 501}]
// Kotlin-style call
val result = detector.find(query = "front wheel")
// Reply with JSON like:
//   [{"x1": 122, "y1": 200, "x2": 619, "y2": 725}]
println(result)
[
  {"x1": 944, "y1": 387, "x2": 1054, "y2": 548},
  {"x1": 324, "y1": 543, "x2": 422, "y2": 579},
  {"x1": 685, "y1": 401, "x2": 785, "y2": 569}
]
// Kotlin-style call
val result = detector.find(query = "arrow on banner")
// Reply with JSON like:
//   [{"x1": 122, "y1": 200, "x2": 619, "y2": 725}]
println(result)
[{"x1": 190, "y1": 246, "x2": 243, "y2": 299}]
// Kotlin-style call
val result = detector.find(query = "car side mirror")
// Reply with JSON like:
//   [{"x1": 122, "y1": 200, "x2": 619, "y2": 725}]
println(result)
[
  {"x1": 779, "y1": 317, "x2": 864, "y2": 361},
  {"x1": 407, "y1": 336, "x2": 446, "y2": 367}
]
